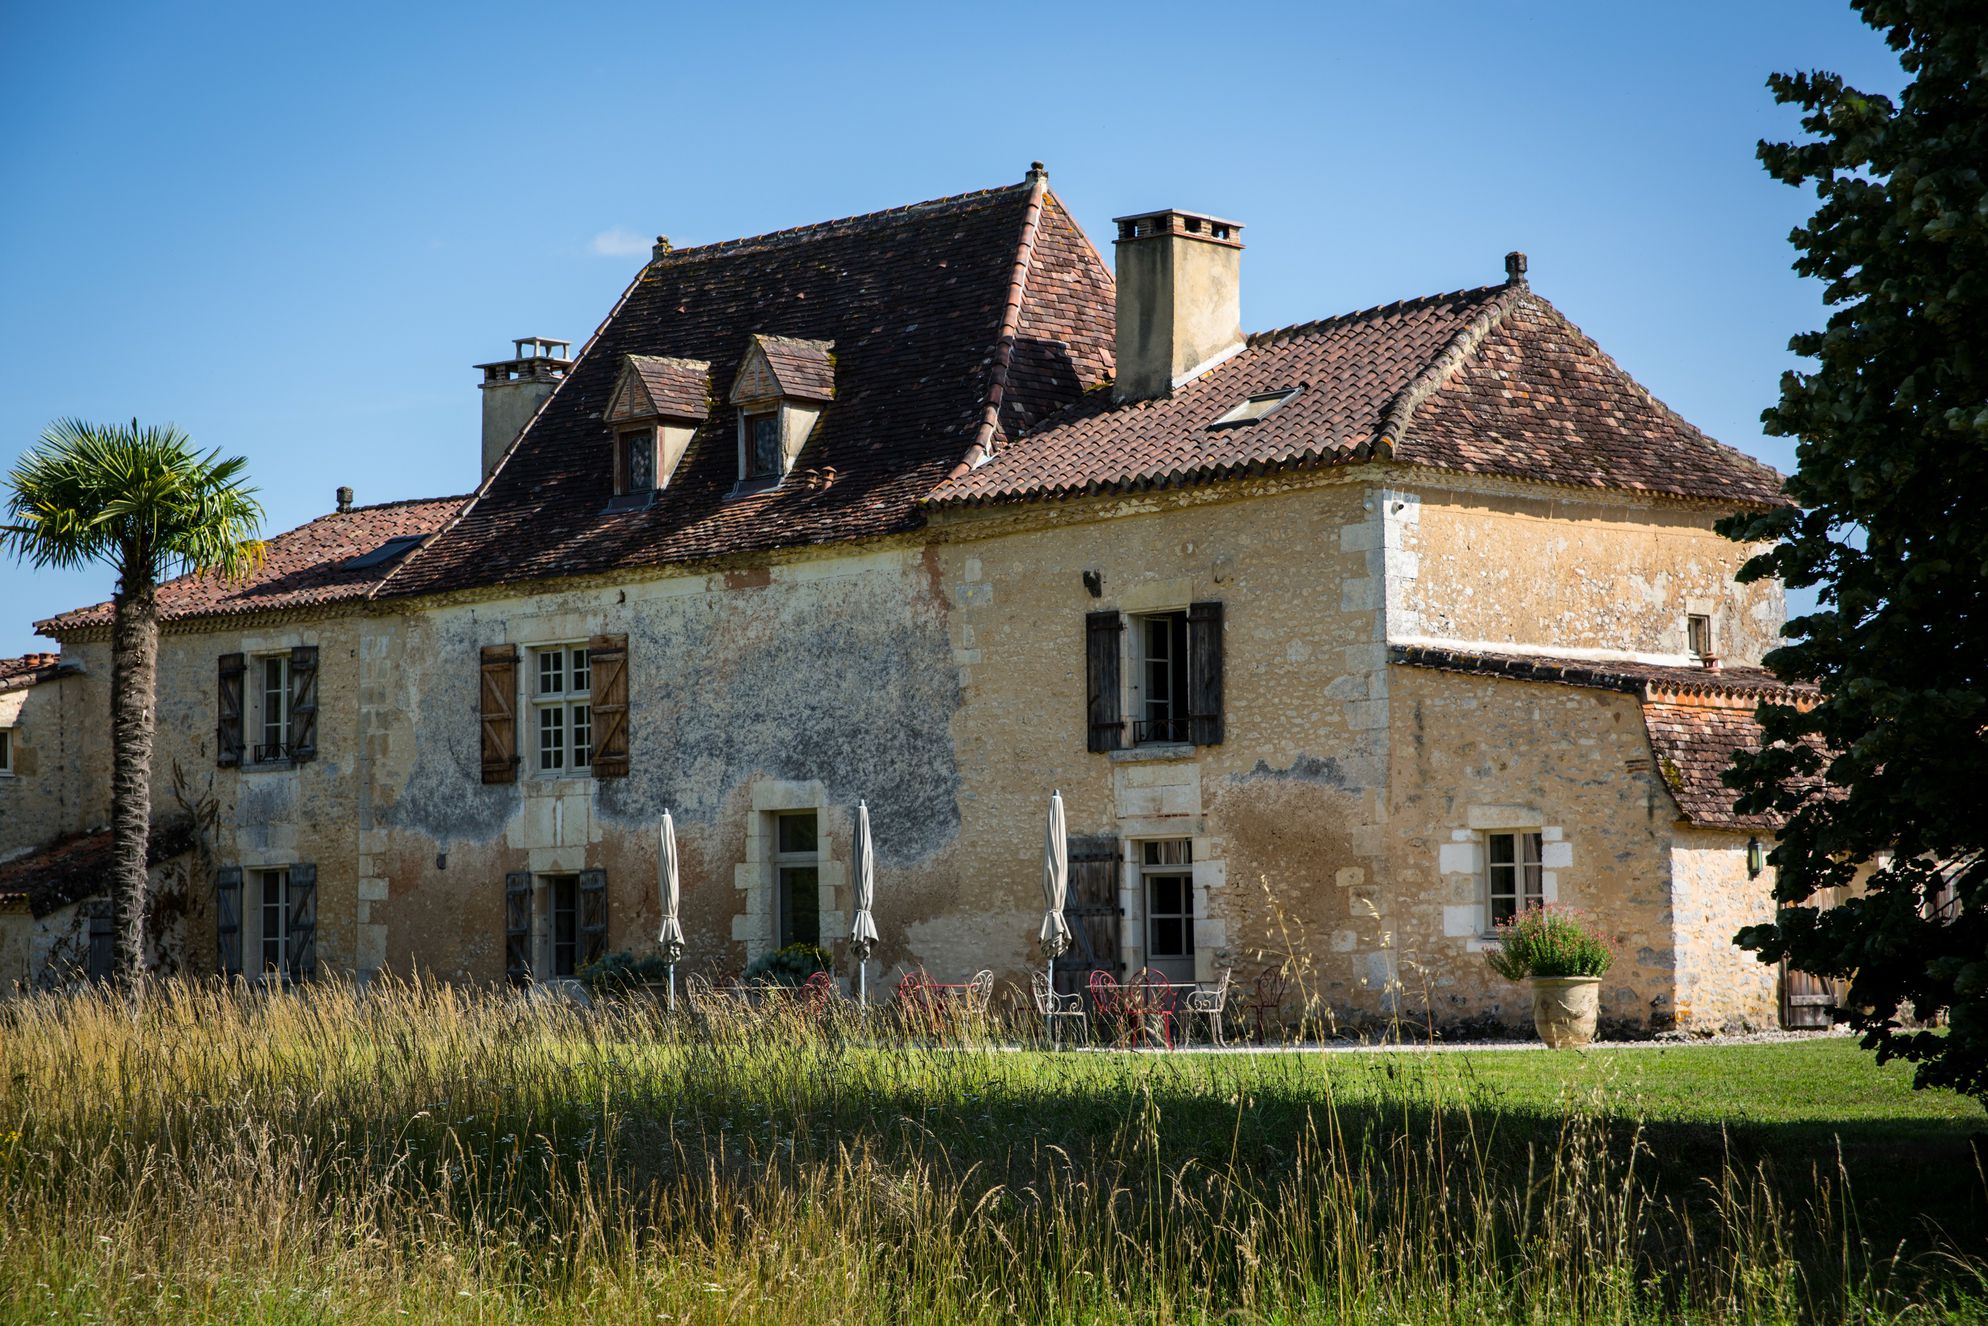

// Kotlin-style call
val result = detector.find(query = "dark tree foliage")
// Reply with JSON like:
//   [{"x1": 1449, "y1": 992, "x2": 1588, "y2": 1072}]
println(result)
[{"x1": 1720, "y1": 2, "x2": 1988, "y2": 1098}]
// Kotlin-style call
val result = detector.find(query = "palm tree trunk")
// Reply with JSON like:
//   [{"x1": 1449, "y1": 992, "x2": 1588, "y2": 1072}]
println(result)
[{"x1": 108, "y1": 581, "x2": 158, "y2": 984}]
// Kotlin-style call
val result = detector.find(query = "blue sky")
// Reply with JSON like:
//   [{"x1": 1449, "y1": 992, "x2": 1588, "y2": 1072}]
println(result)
[{"x1": 0, "y1": 1, "x2": 1900, "y2": 656}]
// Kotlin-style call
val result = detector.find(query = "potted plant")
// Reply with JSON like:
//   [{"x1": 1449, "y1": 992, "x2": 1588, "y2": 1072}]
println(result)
[
  {"x1": 1486, "y1": 906, "x2": 1616, "y2": 1048},
  {"x1": 577, "y1": 951, "x2": 672, "y2": 1003}
]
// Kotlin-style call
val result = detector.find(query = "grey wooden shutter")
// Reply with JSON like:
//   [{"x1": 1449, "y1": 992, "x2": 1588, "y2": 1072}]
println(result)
[
  {"x1": 217, "y1": 654, "x2": 246, "y2": 767},
  {"x1": 285, "y1": 863, "x2": 317, "y2": 982},
  {"x1": 215, "y1": 866, "x2": 243, "y2": 977},
  {"x1": 578, "y1": 868, "x2": 608, "y2": 969},
  {"x1": 1085, "y1": 611, "x2": 1124, "y2": 753},
  {"x1": 588, "y1": 634, "x2": 629, "y2": 779},
  {"x1": 85, "y1": 902, "x2": 114, "y2": 982},
  {"x1": 288, "y1": 646, "x2": 319, "y2": 762},
  {"x1": 481, "y1": 645, "x2": 519, "y2": 784},
  {"x1": 1057, "y1": 836, "x2": 1124, "y2": 996},
  {"x1": 1187, "y1": 600, "x2": 1225, "y2": 746},
  {"x1": 504, "y1": 871, "x2": 532, "y2": 985}
]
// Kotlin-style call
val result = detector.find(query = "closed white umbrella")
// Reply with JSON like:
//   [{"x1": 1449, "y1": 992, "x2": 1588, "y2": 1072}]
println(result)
[
  {"x1": 1041, "y1": 790, "x2": 1071, "y2": 1044},
  {"x1": 658, "y1": 811, "x2": 685, "y2": 1012},
  {"x1": 851, "y1": 800, "x2": 880, "y2": 1006}
]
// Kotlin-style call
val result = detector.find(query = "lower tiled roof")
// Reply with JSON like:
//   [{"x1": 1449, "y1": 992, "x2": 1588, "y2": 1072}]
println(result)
[
  {"x1": 0, "y1": 818, "x2": 196, "y2": 918},
  {"x1": 0, "y1": 653, "x2": 71, "y2": 692}
]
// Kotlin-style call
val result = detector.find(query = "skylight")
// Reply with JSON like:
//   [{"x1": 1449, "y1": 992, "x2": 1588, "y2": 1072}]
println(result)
[
  {"x1": 341, "y1": 535, "x2": 424, "y2": 571},
  {"x1": 1208, "y1": 388, "x2": 1302, "y2": 430}
]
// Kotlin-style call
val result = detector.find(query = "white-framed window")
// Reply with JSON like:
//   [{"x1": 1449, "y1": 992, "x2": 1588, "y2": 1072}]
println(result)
[
  {"x1": 0, "y1": 727, "x2": 13, "y2": 775},
  {"x1": 253, "y1": 867, "x2": 291, "y2": 982},
  {"x1": 773, "y1": 810, "x2": 820, "y2": 949},
  {"x1": 1130, "y1": 609, "x2": 1190, "y2": 745},
  {"x1": 1139, "y1": 838, "x2": 1195, "y2": 982},
  {"x1": 1485, "y1": 831, "x2": 1544, "y2": 929},
  {"x1": 540, "y1": 873, "x2": 581, "y2": 978},
  {"x1": 1687, "y1": 614, "x2": 1713, "y2": 660},
  {"x1": 253, "y1": 653, "x2": 290, "y2": 763},
  {"x1": 531, "y1": 644, "x2": 592, "y2": 775}
]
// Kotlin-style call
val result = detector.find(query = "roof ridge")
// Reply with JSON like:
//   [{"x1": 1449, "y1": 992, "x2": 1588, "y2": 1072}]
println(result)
[
  {"x1": 947, "y1": 166, "x2": 1050, "y2": 479},
  {"x1": 1245, "y1": 282, "x2": 1508, "y2": 350},
  {"x1": 328, "y1": 492, "x2": 470, "y2": 516},
  {"x1": 1374, "y1": 282, "x2": 1529, "y2": 452},
  {"x1": 651, "y1": 181, "x2": 1029, "y2": 263}
]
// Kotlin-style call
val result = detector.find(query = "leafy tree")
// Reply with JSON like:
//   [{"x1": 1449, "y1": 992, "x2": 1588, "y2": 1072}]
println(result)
[
  {"x1": 3, "y1": 421, "x2": 262, "y2": 982},
  {"x1": 1720, "y1": 4, "x2": 1988, "y2": 1097}
]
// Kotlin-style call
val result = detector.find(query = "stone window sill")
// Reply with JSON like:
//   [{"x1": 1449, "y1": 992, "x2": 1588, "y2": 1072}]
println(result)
[
  {"x1": 1109, "y1": 742, "x2": 1196, "y2": 764},
  {"x1": 243, "y1": 759, "x2": 296, "y2": 774}
]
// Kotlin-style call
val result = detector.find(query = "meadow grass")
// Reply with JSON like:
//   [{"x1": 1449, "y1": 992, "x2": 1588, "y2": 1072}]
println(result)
[{"x1": 0, "y1": 978, "x2": 1982, "y2": 1324}]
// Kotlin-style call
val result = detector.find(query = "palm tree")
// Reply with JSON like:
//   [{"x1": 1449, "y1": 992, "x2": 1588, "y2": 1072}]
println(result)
[{"x1": 3, "y1": 420, "x2": 262, "y2": 982}]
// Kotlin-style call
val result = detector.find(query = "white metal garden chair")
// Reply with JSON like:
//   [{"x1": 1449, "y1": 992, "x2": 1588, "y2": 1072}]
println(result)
[{"x1": 1184, "y1": 968, "x2": 1233, "y2": 1047}]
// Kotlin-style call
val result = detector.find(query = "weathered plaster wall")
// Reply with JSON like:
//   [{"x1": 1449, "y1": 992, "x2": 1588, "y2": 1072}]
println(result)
[
  {"x1": 1389, "y1": 477, "x2": 1784, "y2": 666},
  {"x1": 1384, "y1": 665, "x2": 1679, "y2": 1033},
  {"x1": 0, "y1": 673, "x2": 91, "y2": 859},
  {"x1": 1669, "y1": 828, "x2": 1780, "y2": 1031}
]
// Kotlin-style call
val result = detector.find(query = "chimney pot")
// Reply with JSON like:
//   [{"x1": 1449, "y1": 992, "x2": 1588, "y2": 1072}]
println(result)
[
  {"x1": 475, "y1": 337, "x2": 572, "y2": 480},
  {"x1": 1111, "y1": 207, "x2": 1245, "y2": 403},
  {"x1": 335, "y1": 486, "x2": 354, "y2": 513},
  {"x1": 1505, "y1": 250, "x2": 1529, "y2": 283}
]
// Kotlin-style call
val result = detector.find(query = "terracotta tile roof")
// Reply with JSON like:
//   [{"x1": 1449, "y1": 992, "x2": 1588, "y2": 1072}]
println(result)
[
  {"x1": 385, "y1": 175, "x2": 1115, "y2": 596},
  {"x1": 932, "y1": 284, "x2": 1787, "y2": 509},
  {"x1": 746, "y1": 335, "x2": 836, "y2": 402},
  {"x1": 37, "y1": 494, "x2": 466, "y2": 635},
  {"x1": 624, "y1": 355, "x2": 712, "y2": 420},
  {"x1": 1390, "y1": 644, "x2": 1820, "y2": 827},
  {"x1": 0, "y1": 653, "x2": 70, "y2": 692},
  {"x1": 0, "y1": 818, "x2": 195, "y2": 918}
]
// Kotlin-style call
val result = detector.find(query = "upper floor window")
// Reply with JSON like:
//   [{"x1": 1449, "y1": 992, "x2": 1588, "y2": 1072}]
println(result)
[
  {"x1": 617, "y1": 427, "x2": 657, "y2": 495},
  {"x1": 1085, "y1": 602, "x2": 1224, "y2": 752},
  {"x1": 218, "y1": 647, "x2": 317, "y2": 769},
  {"x1": 1687, "y1": 614, "x2": 1713, "y2": 660},
  {"x1": 255, "y1": 653, "x2": 290, "y2": 763},
  {"x1": 1485, "y1": 831, "x2": 1544, "y2": 928},
  {"x1": 744, "y1": 412, "x2": 781, "y2": 481},
  {"x1": 728, "y1": 333, "x2": 834, "y2": 490},
  {"x1": 533, "y1": 644, "x2": 591, "y2": 775},
  {"x1": 0, "y1": 727, "x2": 12, "y2": 775}
]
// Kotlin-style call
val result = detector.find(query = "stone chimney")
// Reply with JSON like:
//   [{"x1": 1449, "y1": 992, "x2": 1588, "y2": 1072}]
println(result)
[
  {"x1": 1112, "y1": 209, "x2": 1244, "y2": 403},
  {"x1": 475, "y1": 336, "x2": 572, "y2": 478}
]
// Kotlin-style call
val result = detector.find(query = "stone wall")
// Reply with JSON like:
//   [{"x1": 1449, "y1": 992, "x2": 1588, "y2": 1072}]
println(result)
[
  {"x1": 1669, "y1": 828, "x2": 1781, "y2": 1031},
  {"x1": 0, "y1": 672, "x2": 91, "y2": 859}
]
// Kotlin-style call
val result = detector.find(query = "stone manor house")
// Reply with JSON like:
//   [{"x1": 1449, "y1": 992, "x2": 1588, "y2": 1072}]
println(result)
[{"x1": 0, "y1": 166, "x2": 1809, "y2": 1032}]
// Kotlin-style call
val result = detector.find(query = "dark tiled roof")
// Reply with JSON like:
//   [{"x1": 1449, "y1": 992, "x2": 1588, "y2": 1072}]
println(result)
[
  {"x1": 37, "y1": 495, "x2": 466, "y2": 635},
  {"x1": 624, "y1": 355, "x2": 713, "y2": 420},
  {"x1": 1390, "y1": 645, "x2": 1819, "y2": 827},
  {"x1": 0, "y1": 818, "x2": 196, "y2": 918},
  {"x1": 385, "y1": 176, "x2": 1115, "y2": 596},
  {"x1": 0, "y1": 653, "x2": 70, "y2": 692},
  {"x1": 747, "y1": 335, "x2": 836, "y2": 402},
  {"x1": 933, "y1": 285, "x2": 1787, "y2": 508}
]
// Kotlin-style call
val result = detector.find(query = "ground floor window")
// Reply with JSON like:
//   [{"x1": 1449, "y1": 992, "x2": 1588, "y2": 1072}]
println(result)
[
  {"x1": 254, "y1": 867, "x2": 291, "y2": 980},
  {"x1": 1486, "y1": 831, "x2": 1544, "y2": 928},
  {"x1": 1140, "y1": 838, "x2": 1195, "y2": 983},
  {"x1": 774, "y1": 810, "x2": 820, "y2": 949},
  {"x1": 544, "y1": 873, "x2": 579, "y2": 978}
]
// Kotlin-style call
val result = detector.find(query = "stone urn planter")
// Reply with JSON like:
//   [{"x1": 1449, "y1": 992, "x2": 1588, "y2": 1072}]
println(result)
[{"x1": 1529, "y1": 975, "x2": 1603, "y2": 1049}]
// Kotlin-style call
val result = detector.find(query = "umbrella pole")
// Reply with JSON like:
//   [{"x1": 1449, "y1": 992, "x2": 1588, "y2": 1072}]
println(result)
[
  {"x1": 1048, "y1": 955, "x2": 1056, "y2": 1049},
  {"x1": 667, "y1": 963, "x2": 677, "y2": 1015},
  {"x1": 859, "y1": 958, "x2": 867, "y2": 1009}
]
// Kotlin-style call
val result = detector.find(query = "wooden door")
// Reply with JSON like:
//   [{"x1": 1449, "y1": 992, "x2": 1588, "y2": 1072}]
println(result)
[
  {"x1": 1780, "y1": 960, "x2": 1838, "y2": 1029},
  {"x1": 1056, "y1": 835, "x2": 1123, "y2": 997}
]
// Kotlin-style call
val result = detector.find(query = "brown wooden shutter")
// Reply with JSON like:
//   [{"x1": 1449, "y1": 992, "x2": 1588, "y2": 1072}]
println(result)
[
  {"x1": 504, "y1": 871, "x2": 532, "y2": 985},
  {"x1": 578, "y1": 868, "x2": 609, "y2": 969},
  {"x1": 217, "y1": 654, "x2": 246, "y2": 767},
  {"x1": 1085, "y1": 611, "x2": 1124, "y2": 753},
  {"x1": 588, "y1": 634, "x2": 629, "y2": 779},
  {"x1": 1055, "y1": 836, "x2": 1124, "y2": 997},
  {"x1": 85, "y1": 902, "x2": 114, "y2": 983},
  {"x1": 480, "y1": 645, "x2": 519, "y2": 784},
  {"x1": 285, "y1": 863, "x2": 317, "y2": 982},
  {"x1": 288, "y1": 646, "x2": 319, "y2": 763},
  {"x1": 1187, "y1": 600, "x2": 1225, "y2": 746},
  {"x1": 215, "y1": 866, "x2": 243, "y2": 977}
]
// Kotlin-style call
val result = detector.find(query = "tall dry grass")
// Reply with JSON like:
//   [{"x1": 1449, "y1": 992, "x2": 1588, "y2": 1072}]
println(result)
[{"x1": 0, "y1": 976, "x2": 1977, "y2": 1324}]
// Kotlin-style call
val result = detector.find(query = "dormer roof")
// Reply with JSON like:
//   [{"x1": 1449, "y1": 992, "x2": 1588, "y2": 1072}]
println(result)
[
  {"x1": 731, "y1": 334, "x2": 835, "y2": 405},
  {"x1": 608, "y1": 355, "x2": 713, "y2": 424}
]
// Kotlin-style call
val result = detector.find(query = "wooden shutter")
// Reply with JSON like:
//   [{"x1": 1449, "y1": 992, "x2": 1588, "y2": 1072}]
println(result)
[
  {"x1": 85, "y1": 902, "x2": 114, "y2": 983},
  {"x1": 481, "y1": 645, "x2": 519, "y2": 784},
  {"x1": 1056, "y1": 836, "x2": 1124, "y2": 997},
  {"x1": 505, "y1": 871, "x2": 532, "y2": 985},
  {"x1": 588, "y1": 634, "x2": 629, "y2": 779},
  {"x1": 1187, "y1": 600, "x2": 1225, "y2": 747},
  {"x1": 215, "y1": 866, "x2": 243, "y2": 977},
  {"x1": 288, "y1": 646, "x2": 319, "y2": 763},
  {"x1": 1085, "y1": 611, "x2": 1124, "y2": 753},
  {"x1": 284, "y1": 863, "x2": 318, "y2": 982},
  {"x1": 578, "y1": 868, "x2": 608, "y2": 969},
  {"x1": 217, "y1": 654, "x2": 246, "y2": 767}
]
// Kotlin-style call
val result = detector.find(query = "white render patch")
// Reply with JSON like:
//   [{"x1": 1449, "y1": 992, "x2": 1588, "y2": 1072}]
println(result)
[
  {"x1": 1442, "y1": 904, "x2": 1481, "y2": 937},
  {"x1": 1390, "y1": 634, "x2": 1702, "y2": 668},
  {"x1": 1437, "y1": 842, "x2": 1478, "y2": 875}
]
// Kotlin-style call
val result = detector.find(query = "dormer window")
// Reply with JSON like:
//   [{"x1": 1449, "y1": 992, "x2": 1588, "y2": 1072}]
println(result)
[
  {"x1": 617, "y1": 427, "x2": 657, "y2": 494},
  {"x1": 603, "y1": 355, "x2": 710, "y2": 507},
  {"x1": 728, "y1": 334, "x2": 834, "y2": 490},
  {"x1": 1208, "y1": 387, "x2": 1301, "y2": 430}
]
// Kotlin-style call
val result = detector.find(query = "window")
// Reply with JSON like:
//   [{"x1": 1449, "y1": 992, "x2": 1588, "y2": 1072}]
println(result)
[
  {"x1": 1131, "y1": 610, "x2": 1190, "y2": 744},
  {"x1": 744, "y1": 412, "x2": 781, "y2": 481},
  {"x1": 1687, "y1": 614, "x2": 1713, "y2": 660},
  {"x1": 545, "y1": 874, "x2": 579, "y2": 978},
  {"x1": 1486, "y1": 831, "x2": 1544, "y2": 928},
  {"x1": 774, "y1": 810, "x2": 820, "y2": 949},
  {"x1": 253, "y1": 867, "x2": 290, "y2": 981},
  {"x1": 254, "y1": 654, "x2": 290, "y2": 763},
  {"x1": 1140, "y1": 839, "x2": 1195, "y2": 982},
  {"x1": 617, "y1": 428, "x2": 657, "y2": 494},
  {"x1": 340, "y1": 535, "x2": 424, "y2": 571},
  {"x1": 0, "y1": 727, "x2": 12, "y2": 775},
  {"x1": 532, "y1": 645, "x2": 592, "y2": 775},
  {"x1": 1208, "y1": 387, "x2": 1302, "y2": 430}
]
